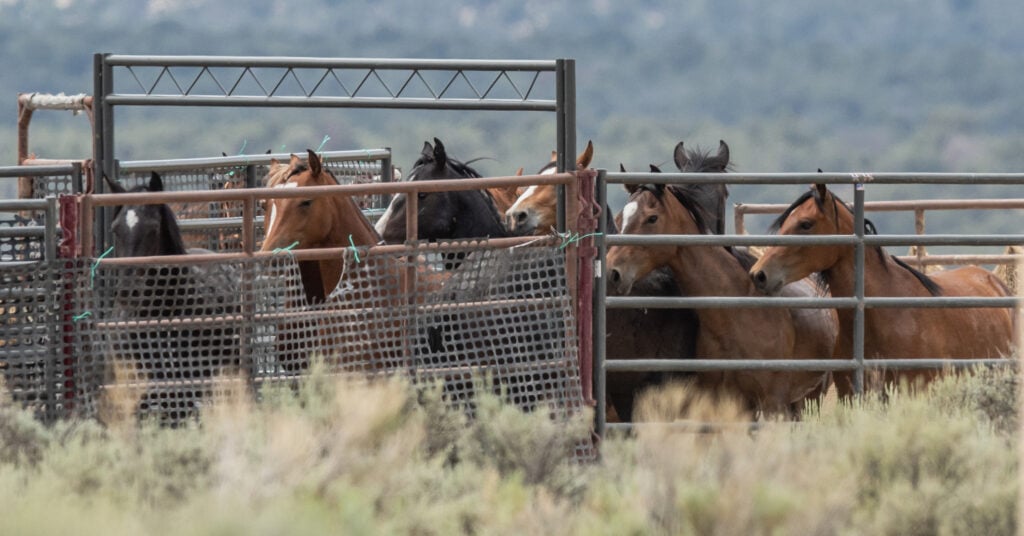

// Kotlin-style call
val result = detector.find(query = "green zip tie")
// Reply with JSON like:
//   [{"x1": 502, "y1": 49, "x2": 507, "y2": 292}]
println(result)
[{"x1": 348, "y1": 235, "x2": 361, "y2": 263}]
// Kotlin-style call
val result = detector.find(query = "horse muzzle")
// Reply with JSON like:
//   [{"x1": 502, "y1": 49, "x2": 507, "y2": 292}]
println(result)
[{"x1": 749, "y1": 267, "x2": 785, "y2": 296}]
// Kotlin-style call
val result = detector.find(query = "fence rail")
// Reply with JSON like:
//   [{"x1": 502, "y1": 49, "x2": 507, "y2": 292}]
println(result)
[{"x1": 593, "y1": 169, "x2": 1024, "y2": 436}]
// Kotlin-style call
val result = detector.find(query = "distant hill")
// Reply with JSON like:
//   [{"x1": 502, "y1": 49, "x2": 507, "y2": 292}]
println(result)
[{"x1": 2, "y1": 0, "x2": 1022, "y2": 232}]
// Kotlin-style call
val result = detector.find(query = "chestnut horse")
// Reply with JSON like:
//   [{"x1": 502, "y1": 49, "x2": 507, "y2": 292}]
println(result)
[
  {"x1": 504, "y1": 141, "x2": 594, "y2": 235},
  {"x1": 749, "y1": 184, "x2": 1016, "y2": 395},
  {"x1": 607, "y1": 183, "x2": 838, "y2": 417},
  {"x1": 261, "y1": 150, "x2": 381, "y2": 303}
]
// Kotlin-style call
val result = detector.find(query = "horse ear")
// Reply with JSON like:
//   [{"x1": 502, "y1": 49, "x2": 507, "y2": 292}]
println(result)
[
  {"x1": 289, "y1": 153, "x2": 302, "y2": 168},
  {"x1": 222, "y1": 152, "x2": 228, "y2": 157},
  {"x1": 103, "y1": 174, "x2": 126, "y2": 194},
  {"x1": 814, "y1": 183, "x2": 828, "y2": 199},
  {"x1": 619, "y1": 163, "x2": 627, "y2": 173},
  {"x1": 673, "y1": 142, "x2": 688, "y2": 170},
  {"x1": 649, "y1": 164, "x2": 662, "y2": 173},
  {"x1": 306, "y1": 149, "x2": 322, "y2": 177},
  {"x1": 515, "y1": 167, "x2": 524, "y2": 176},
  {"x1": 432, "y1": 137, "x2": 447, "y2": 170},
  {"x1": 148, "y1": 171, "x2": 164, "y2": 192},
  {"x1": 714, "y1": 140, "x2": 730, "y2": 166},
  {"x1": 420, "y1": 140, "x2": 433, "y2": 158},
  {"x1": 624, "y1": 183, "x2": 639, "y2": 194},
  {"x1": 265, "y1": 149, "x2": 272, "y2": 154},
  {"x1": 576, "y1": 140, "x2": 594, "y2": 170}
]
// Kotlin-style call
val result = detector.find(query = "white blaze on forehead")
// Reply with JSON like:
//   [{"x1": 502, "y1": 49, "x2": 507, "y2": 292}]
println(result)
[
  {"x1": 621, "y1": 201, "x2": 639, "y2": 230},
  {"x1": 506, "y1": 185, "x2": 538, "y2": 215},
  {"x1": 265, "y1": 182, "x2": 298, "y2": 238},
  {"x1": 125, "y1": 209, "x2": 139, "y2": 231},
  {"x1": 540, "y1": 166, "x2": 557, "y2": 175},
  {"x1": 374, "y1": 195, "x2": 399, "y2": 235}
]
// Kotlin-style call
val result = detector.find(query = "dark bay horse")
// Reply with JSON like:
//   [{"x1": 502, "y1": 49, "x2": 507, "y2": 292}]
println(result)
[
  {"x1": 375, "y1": 138, "x2": 510, "y2": 243},
  {"x1": 104, "y1": 172, "x2": 240, "y2": 406},
  {"x1": 607, "y1": 183, "x2": 838, "y2": 417},
  {"x1": 749, "y1": 184, "x2": 1016, "y2": 395}
]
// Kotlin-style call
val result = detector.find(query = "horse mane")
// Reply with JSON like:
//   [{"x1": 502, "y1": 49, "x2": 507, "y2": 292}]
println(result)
[
  {"x1": 158, "y1": 204, "x2": 188, "y2": 255},
  {"x1": 769, "y1": 187, "x2": 942, "y2": 296},
  {"x1": 638, "y1": 184, "x2": 755, "y2": 270},
  {"x1": 671, "y1": 144, "x2": 731, "y2": 235}
]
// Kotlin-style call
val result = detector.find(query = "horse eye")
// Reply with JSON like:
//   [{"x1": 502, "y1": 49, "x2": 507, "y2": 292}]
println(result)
[
  {"x1": 417, "y1": 192, "x2": 428, "y2": 200},
  {"x1": 299, "y1": 199, "x2": 313, "y2": 208},
  {"x1": 646, "y1": 215, "x2": 659, "y2": 224},
  {"x1": 798, "y1": 220, "x2": 814, "y2": 231}
]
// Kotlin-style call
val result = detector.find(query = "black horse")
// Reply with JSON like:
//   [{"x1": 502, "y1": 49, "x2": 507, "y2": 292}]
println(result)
[
  {"x1": 102, "y1": 173, "x2": 241, "y2": 419},
  {"x1": 375, "y1": 138, "x2": 510, "y2": 243}
]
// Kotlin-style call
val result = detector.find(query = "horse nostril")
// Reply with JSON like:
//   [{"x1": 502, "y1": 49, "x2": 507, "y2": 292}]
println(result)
[
  {"x1": 753, "y1": 270, "x2": 767, "y2": 285},
  {"x1": 515, "y1": 211, "x2": 527, "y2": 224},
  {"x1": 609, "y1": 269, "x2": 621, "y2": 284}
]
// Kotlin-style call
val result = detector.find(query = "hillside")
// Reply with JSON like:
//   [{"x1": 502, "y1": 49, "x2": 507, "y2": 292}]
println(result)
[{"x1": 1, "y1": 0, "x2": 1022, "y2": 233}]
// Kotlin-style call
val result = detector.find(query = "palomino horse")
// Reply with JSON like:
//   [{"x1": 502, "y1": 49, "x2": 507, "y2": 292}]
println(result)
[
  {"x1": 749, "y1": 184, "x2": 1016, "y2": 395},
  {"x1": 504, "y1": 141, "x2": 594, "y2": 236},
  {"x1": 607, "y1": 183, "x2": 838, "y2": 417},
  {"x1": 375, "y1": 138, "x2": 510, "y2": 243}
]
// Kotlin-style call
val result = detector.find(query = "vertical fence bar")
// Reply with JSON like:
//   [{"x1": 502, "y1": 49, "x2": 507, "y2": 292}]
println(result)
[
  {"x1": 594, "y1": 169, "x2": 608, "y2": 437},
  {"x1": 380, "y1": 149, "x2": 393, "y2": 211},
  {"x1": 44, "y1": 196, "x2": 58, "y2": 262},
  {"x1": 853, "y1": 183, "x2": 866, "y2": 393}
]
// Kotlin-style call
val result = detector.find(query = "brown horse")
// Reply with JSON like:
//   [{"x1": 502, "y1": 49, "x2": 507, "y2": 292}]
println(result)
[
  {"x1": 261, "y1": 150, "x2": 382, "y2": 302},
  {"x1": 607, "y1": 183, "x2": 838, "y2": 417},
  {"x1": 749, "y1": 184, "x2": 1016, "y2": 395},
  {"x1": 504, "y1": 141, "x2": 594, "y2": 235}
]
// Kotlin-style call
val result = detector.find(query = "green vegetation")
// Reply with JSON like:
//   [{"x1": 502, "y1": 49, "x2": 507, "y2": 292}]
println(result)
[{"x1": 0, "y1": 363, "x2": 1019, "y2": 534}]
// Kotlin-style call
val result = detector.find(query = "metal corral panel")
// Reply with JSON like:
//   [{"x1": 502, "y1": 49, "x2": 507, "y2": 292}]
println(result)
[{"x1": 3, "y1": 243, "x2": 587, "y2": 443}]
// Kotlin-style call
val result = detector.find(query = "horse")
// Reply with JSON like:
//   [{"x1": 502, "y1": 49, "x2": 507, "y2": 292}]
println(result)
[
  {"x1": 599, "y1": 143, "x2": 737, "y2": 421},
  {"x1": 607, "y1": 183, "x2": 838, "y2": 417},
  {"x1": 259, "y1": 149, "x2": 447, "y2": 373},
  {"x1": 103, "y1": 172, "x2": 242, "y2": 419},
  {"x1": 261, "y1": 150, "x2": 382, "y2": 303},
  {"x1": 748, "y1": 183, "x2": 1016, "y2": 396},
  {"x1": 504, "y1": 141, "x2": 594, "y2": 236},
  {"x1": 375, "y1": 138, "x2": 510, "y2": 244}
]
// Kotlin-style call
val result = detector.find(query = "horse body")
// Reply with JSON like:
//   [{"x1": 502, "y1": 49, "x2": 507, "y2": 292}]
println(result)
[
  {"x1": 608, "y1": 183, "x2": 837, "y2": 416},
  {"x1": 749, "y1": 184, "x2": 1015, "y2": 395},
  {"x1": 105, "y1": 172, "x2": 241, "y2": 405}
]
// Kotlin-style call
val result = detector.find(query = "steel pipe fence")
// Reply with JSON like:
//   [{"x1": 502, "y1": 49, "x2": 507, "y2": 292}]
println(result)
[
  {"x1": 92, "y1": 54, "x2": 577, "y2": 242},
  {"x1": 735, "y1": 198, "x2": 1024, "y2": 268},
  {"x1": 592, "y1": 170, "x2": 1024, "y2": 436}
]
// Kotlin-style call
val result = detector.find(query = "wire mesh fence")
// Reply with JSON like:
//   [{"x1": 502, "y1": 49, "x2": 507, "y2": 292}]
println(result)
[{"x1": 2, "y1": 242, "x2": 589, "y2": 447}]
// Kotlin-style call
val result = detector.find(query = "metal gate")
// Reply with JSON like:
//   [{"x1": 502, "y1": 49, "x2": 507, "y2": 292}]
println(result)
[{"x1": 592, "y1": 170, "x2": 1024, "y2": 435}]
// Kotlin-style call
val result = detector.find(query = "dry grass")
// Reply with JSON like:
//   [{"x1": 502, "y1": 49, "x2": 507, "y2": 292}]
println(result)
[{"x1": 0, "y1": 360, "x2": 1019, "y2": 535}]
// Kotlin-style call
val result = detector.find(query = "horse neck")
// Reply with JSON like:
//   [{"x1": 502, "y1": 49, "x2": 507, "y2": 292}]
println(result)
[
  {"x1": 314, "y1": 196, "x2": 381, "y2": 300},
  {"x1": 325, "y1": 196, "x2": 380, "y2": 247},
  {"x1": 453, "y1": 192, "x2": 508, "y2": 239},
  {"x1": 666, "y1": 245, "x2": 755, "y2": 299}
]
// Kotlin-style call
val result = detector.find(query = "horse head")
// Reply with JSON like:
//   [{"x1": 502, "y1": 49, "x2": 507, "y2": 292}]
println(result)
[
  {"x1": 108, "y1": 172, "x2": 188, "y2": 257},
  {"x1": 376, "y1": 137, "x2": 508, "y2": 243},
  {"x1": 504, "y1": 140, "x2": 594, "y2": 236}
]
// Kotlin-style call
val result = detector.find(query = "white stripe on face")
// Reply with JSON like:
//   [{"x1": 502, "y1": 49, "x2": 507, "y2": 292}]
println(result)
[
  {"x1": 265, "y1": 182, "x2": 298, "y2": 238},
  {"x1": 540, "y1": 166, "x2": 557, "y2": 175},
  {"x1": 374, "y1": 196, "x2": 399, "y2": 235},
  {"x1": 621, "y1": 201, "x2": 639, "y2": 231},
  {"x1": 506, "y1": 185, "x2": 538, "y2": 215},
  {"x1": 125, "y1": 209, "x2": 139, "y2": 231}
]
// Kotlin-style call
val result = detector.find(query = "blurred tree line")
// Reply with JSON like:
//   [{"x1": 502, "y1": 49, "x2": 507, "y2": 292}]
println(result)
[{"x1": 1, "y1": 0, "x2": 1021, "y2": 234}]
